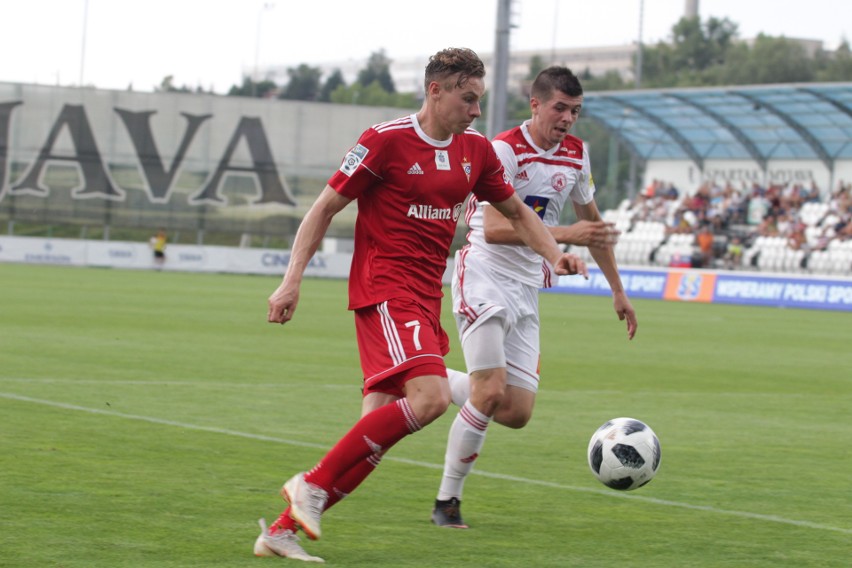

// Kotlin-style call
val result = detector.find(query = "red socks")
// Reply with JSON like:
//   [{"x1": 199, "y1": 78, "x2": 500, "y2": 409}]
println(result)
[
  {"x1": 305, "y1": 399, "x2": 420, "y2": 491},
  {"x1": 269, "y1": 400, "x2": 415, "y2": 536}
]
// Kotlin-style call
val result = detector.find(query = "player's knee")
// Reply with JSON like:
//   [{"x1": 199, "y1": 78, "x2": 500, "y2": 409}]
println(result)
[
  {"x1": 470, "y1": 370, "x2": 508, "y2": 416},
  {"x1": 415, "y1": 393, "x2": 451, "y2": 425},
  {"x1": 477, "y1": 383, "x2": 507, "y2": 415},
  {"x1": 406, "y1": 378, "x2": 452, "y2": 426}
]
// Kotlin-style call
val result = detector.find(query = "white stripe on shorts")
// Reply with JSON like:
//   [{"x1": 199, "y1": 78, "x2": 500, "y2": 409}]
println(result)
[{"x1": 378, "y1": 301, "x2": 406, "y2": 366}]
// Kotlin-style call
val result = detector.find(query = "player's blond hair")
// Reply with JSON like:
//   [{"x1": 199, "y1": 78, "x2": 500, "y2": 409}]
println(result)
[{"x1": 424, "y1": 48, "x2": 485, "y2": 92}]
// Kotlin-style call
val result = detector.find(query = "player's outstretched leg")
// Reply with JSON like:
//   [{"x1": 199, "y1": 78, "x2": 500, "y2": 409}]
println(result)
[
  {"x1": 253, "y1": 518, "x2": 325, "y2": 563},
  {"x1": 282, "y1": 472, "x2": 329, "y2": 541}
]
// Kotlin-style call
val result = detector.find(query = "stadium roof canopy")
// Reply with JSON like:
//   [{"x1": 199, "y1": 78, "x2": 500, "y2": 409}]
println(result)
[{"x1": 583, "y1": 83, "x2": 852, "y2": 170}]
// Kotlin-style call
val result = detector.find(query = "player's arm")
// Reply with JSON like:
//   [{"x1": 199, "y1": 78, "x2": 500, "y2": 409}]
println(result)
[
  {"x1": 573, "y1": 199, "x2": 637, "y2": 340},
  {"x1": 489, "y1": 193, "x2": 588, "y2": 278},
  {"x1": 268, "y1": 185, "x2": 352, "y2": 324},
  {"x1": 481, "y1": 203, "x2": 618, "y2": 247}
]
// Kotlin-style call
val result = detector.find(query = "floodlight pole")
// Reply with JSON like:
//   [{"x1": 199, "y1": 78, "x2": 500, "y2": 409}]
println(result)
[
  {"x1": 253, "y1": 2, "x2": 275, "y2": 97},
  {"x1": 79, "y1": 0, "x2": 89, "y2": 86},
  {"x1": 628, "y1": 0, "x2": 645, "y2": 200},
  {"x1": 487, "y1": 0, "x2": 512, "y2": 138},
  {"x1": 635, "y1": 0, "x2": 644, "y2": 88}
]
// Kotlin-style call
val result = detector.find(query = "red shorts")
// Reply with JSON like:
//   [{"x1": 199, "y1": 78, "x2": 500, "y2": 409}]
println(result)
[{"x1": 355, "y1": 298, "x2": 449, "y2": 398}]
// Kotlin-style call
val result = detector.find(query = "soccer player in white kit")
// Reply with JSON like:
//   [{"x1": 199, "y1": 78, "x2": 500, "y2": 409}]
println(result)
[{"x1": 431, "y1": 66, "x2": 638, "y2": 528}]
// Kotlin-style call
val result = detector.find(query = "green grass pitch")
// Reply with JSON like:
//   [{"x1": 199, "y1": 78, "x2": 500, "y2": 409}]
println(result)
[{"x1": 1, "y1": 263, "x2": 850, "y2": 567}]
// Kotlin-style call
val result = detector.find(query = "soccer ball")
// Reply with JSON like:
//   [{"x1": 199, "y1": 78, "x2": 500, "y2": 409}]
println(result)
[{"x1": 587, "y1": 417, "x2": 661, "y2": 490}]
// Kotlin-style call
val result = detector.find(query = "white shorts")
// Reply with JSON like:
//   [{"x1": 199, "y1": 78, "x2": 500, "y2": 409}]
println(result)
[{"x1": 452, "y1": 248, "x2": 541, "y2": 393}]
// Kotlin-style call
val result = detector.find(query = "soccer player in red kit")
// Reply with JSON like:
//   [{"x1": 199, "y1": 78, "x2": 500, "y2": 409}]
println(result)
[{"x1": 254, "y1": 48, "x2": 588, "y2": 562}]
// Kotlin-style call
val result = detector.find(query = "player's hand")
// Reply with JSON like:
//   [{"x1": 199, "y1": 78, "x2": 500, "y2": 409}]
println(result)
[
  {"x1": 552, "y1": 253, "x2": 589, "y2": 278},
  {"x1": 613, "y1": 291, "x2": 637, "y2": 340},
  {"x1": 564, "y1": 220, "x2": 620, "y2": 248},
  {"x1": 268, "y1": 282, "x2": 299, "y2": 324}
]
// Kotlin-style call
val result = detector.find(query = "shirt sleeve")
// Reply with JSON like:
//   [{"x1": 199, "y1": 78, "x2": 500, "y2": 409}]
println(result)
[
  {"x1": 472, "y1": 139, "x2": 515, "y2": 204},
  {"x1": 328, "y1": 128, "x2": 383, "y2": 200},
  {"x1": 492, "y1": 139, "x2": 518, "y2": 180},
  {"x1": 571, "y1": 141, "x2": 597, "y2": 205}
]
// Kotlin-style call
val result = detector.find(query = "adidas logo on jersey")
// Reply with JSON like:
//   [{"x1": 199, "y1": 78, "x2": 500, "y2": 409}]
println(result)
[
  {"x1": 407, "y1": 162, "x2": 424, "y2": 175},
  {"x1": 516, "y1": 170, "x2": 529, "y2": 181}
]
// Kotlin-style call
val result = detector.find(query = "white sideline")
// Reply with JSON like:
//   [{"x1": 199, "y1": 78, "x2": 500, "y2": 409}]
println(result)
[{"x1": 2, "y1": 391, "x2": 850, "y2": 537}]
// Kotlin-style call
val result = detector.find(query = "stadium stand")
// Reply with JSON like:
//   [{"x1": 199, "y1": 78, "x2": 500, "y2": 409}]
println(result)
[{"x1": 573, "y1": 179, "x2": 852, "y2": 276}]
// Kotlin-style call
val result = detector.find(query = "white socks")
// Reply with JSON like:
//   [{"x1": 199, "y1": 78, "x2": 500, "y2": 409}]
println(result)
[
  {"x1": 437, "y1": 400, "x2": 491, "y2": 501},
  {"x1": 446, "y1": 367, "x2": 471, "y2": 407}
]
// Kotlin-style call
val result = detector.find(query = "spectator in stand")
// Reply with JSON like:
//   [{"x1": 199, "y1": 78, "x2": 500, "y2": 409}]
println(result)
[
  {"x1": 766, "y1": 185, "x2": 786, "y2": 219},
  {"x1": 835, "y1": 217, "x2": 852, "y2": 241},
  {"x1": 787, "y1": 221, "x2": 807, "y2": 251},
  {"x1": 830, "y1": 184, "x2": 851, "y2": 214},
  {"x1": 707, "y1": 182, "x2": 725, "y2": 220},
  {"x1": 665, "y1": 182, "x2": 680, "y2": 200},
  {"x1": 781, "y1": 182, "x2": 804, "y2": 211},
  {"x1": 758, "y1": 213, "x2": 780, "y2": 237},
  {"x1": 724, "y1": 236, "x2": 743, "y2": 269},
  {"x1": 804, "y1": 184, "x2": 821, "y2": 204},
  {"x1": 776, "y1": 211, "x2": 793, "y2": 237},
  {"x1": 643, "y1": 179, "x2": 661, "y2": 198},
  {"x1": 709, "y1": 213, "x2": 727, "y2": 235},
  {"x1": 689, "y1": 183, "x2": 711, "y2": 223},
  {"x1": 696, "y1": 224, "x2": 715, "y2": 267},
  {"x1": 747, "y1": 184, "x2": 770, "y2": 225},
  {"x1": 722, "y1": 184, "x2": 746, "y2": 224}
]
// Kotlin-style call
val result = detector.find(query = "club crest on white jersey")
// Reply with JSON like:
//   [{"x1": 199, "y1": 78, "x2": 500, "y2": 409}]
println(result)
[{"x1": 551, "y1": 172, "x2": 568, "y2": 192}]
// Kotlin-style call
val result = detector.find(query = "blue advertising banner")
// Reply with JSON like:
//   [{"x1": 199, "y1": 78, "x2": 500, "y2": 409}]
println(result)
[
  {"x1": 550, "y1": 268, "x2": 667, "y2": 300},
  {"x1": 548, "y1": 267, "x2": 852, "y2": 312},
  {"x1": 713, "y1": 274, "x2": 852, "y2": 311}
]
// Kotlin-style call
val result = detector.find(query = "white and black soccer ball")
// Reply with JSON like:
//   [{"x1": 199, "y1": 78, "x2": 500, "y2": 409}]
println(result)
[{"x1": 587, "y1": 417, "x2": 661, "y2": 491}]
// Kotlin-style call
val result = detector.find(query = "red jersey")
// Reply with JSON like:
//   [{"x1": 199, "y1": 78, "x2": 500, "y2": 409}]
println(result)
[{"x1": 328, "y1": 114, "x2": 514, "y2": 310}]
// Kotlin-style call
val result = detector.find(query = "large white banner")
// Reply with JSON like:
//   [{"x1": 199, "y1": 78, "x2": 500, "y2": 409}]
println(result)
[{"x1": 0, "y1": 236, "x2": 353, "y2": 278}]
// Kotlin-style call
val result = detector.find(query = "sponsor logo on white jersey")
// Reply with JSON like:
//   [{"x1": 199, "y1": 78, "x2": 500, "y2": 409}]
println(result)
[
  {"x1": 407, "y1": 203, "x2": 464, "y2": 222},
  {"x1": 340, "y1": 144, "x2": 369, "y2": 177},
  {"x1": 516, "y1": 169, "x2": 529, "y2": 181},
  {"x1": 407, "y1": 162, "x2": 424, "y2": 175}
]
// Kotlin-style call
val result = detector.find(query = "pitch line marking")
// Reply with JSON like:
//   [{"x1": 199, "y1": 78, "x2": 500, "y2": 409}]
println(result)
[{"x1": 2, "y1": 392, "x2": 850, "y2": 537}]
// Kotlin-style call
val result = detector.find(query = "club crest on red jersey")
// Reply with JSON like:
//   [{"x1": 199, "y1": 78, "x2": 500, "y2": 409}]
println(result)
[{"x1": 462, "y1": 157, "x2": 471, "y2": 181}]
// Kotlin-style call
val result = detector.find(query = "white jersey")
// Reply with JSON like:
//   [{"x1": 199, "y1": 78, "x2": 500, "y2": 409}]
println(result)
[{"x1": 461, "y1": 120, "x2": 596, "y2": 287}]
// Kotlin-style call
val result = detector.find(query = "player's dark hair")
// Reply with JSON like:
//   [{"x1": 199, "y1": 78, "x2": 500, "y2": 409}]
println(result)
[
  {"x1": 424, "y1": 48, "x2": 486, "y2": 92},
  {"x1": 531, "y1": 66, "x2": 583, "y2": 100}
]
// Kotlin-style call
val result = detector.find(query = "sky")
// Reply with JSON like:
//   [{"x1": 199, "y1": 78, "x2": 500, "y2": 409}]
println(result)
[{"x1": 2, "y1": 0, "x2": 849, "y2": 94}]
